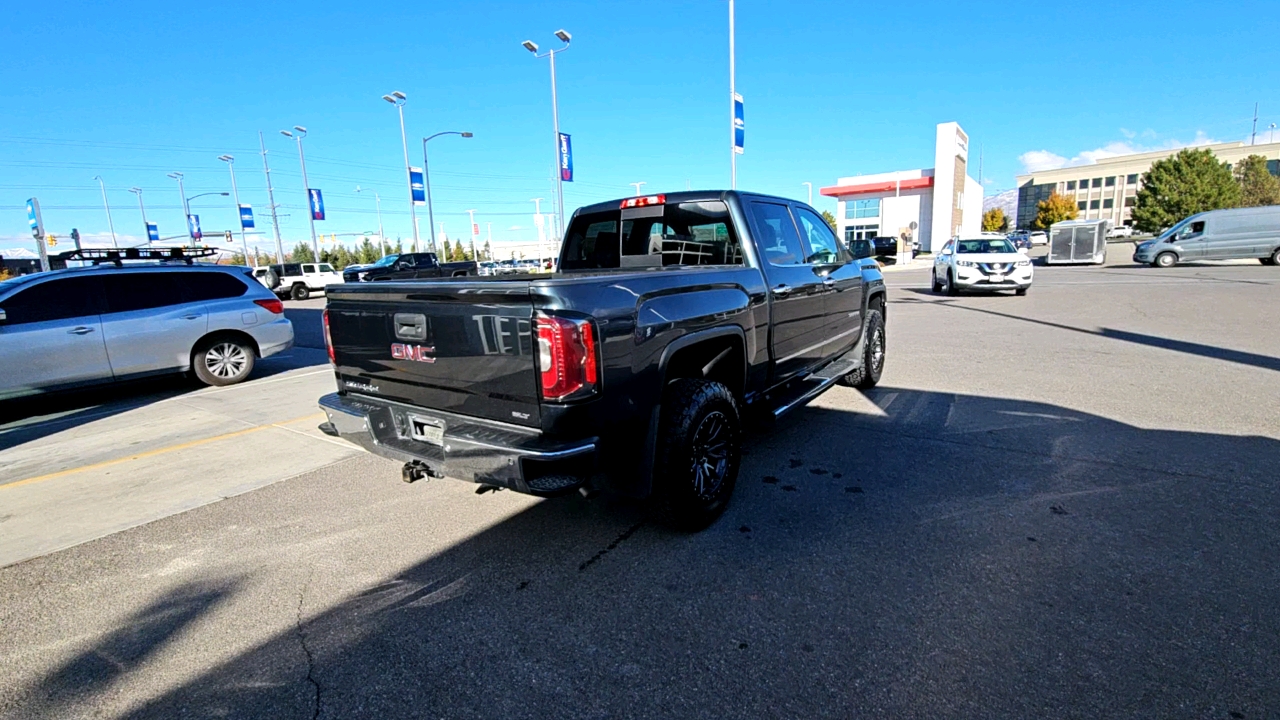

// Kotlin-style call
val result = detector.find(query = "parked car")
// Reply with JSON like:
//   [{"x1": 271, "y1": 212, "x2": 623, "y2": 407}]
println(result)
[
  {"x1": 1107, "y1": 225, "x2": 1135, "y2": 239},
  {"x1": 0, "y1": 261, "x2": 293, "y2": 399},
  {"x1": 871, "y1": 236, "x2": 900, "y2": 256},
  {"x1": 1029, "y1": 231, "x2": 1049, "y2": 246},
  {"x1": 932, "y1": 236, "x2": 1033, "y2": 295},
  {"x1": 341, "y1": 253, "x2": 478, "y2": 282},
  {"x1": 1133, "y1": 206, "x2": 1280, "y2": 267},
  {"x1": 1007, "y1": 231, "x2": 1032, "y2": 251},
  {"x1": 258, "y1": 262, "x2": 342, "y2": 300},
  {"x1": 319, "y1": 190, "x2": 887, "y2": 529}
]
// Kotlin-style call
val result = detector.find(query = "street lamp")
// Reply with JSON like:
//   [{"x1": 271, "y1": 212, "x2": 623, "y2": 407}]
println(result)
[
  {"x1": 521, "y1": 28, "x2": 572, "y2": 242},
  {"x1": 218, "y1": 155, "x2": 252, "y2": 265},
  {"x1": 382, "y1": 91, "x2": 422, "y2": 253},
  {"x1": 355, "y1": 185, "x2": 385, "y2": 257},
  {"x1": 630, "y1": 181, "x2": 646, "y2": 197},
  {"x1": 280, "y1": 127, "x2": 320, "y2": 261},
  {"x1": 422, "y1": 130, "x2": 473, "y2": 252},
  {"x1": 128, "y1": 187, "x2": 149, "y2": 247},
  {"x1": 167, "y1": 172, "x2": 190, "y2": 240},
  {"x1": 92, "y1": 176, "x2": 119, "y2": 249}
]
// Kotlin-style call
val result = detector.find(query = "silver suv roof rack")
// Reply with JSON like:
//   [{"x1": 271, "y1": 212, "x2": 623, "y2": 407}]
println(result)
[{"x1": 56, "y1": 246, "x2": 219, "y2": 267}]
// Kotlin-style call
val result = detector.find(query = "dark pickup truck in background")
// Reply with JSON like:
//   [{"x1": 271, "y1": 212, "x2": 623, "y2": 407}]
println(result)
[
  {"x1": 320, "y1": 191, "x2": 886, "y2": 529},
  {"x1": 342, "y1": 252, "x2": 478, "y2": 283}
]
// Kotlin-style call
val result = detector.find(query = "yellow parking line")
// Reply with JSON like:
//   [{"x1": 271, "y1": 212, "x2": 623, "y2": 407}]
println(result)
[{"x1": 0, "y1": 412, "x2": 327, "y2": 491}]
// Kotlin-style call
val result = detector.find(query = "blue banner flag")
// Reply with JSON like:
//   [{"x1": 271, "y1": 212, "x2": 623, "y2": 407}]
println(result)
[
  {"x1": 187, "y1": 214, "x2": 202, "y2": 240},
  {"x1": 238, "y1": 204, "x2": 255, "y2": 229},
  {"x1": 146, "y1": 222, "x2": 159, "y2": 242},
  {"x1": 409, "y1": 168, "x2": 426, "y2": 205},
  {"x1": 26, "y1": 198, "x2": 44, "y2": 238},
  {"x1": 558, "y1": 133, "x2": 574, "y2": 182},
  {"x1": 733, "y1": 94, "x2": 744, "y2": 154},
  {"x1": 308, "y1": 189, "x2": 325, "y2": 221}
]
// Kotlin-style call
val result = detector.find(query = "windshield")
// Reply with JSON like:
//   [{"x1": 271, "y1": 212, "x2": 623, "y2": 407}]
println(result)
[
  {"x1": 1157, "y1": 217, "x2": 1195, "y2": 240},
  {"x1": 956, "y1": 238, "x2": 1018, "y2": 254},
  {"x1": 371, "y1": 254, "x2": 399, "y2": 267}
]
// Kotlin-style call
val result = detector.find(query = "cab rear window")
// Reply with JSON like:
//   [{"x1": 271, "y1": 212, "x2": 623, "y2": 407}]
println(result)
[{"x1": 560, "y1": 201, "x2": 744, "y2": 270}]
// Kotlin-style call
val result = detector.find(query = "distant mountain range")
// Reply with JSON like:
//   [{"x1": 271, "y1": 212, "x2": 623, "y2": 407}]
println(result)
[{"x1": 983, "y1": 189, "x2": 1017, "y2": 221}]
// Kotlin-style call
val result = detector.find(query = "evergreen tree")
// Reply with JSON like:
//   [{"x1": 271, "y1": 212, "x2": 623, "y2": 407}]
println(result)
[
  {"x1": 1234, "y1": 154, "x2": 1280, "y2": 207},
  {"x1": 290, "y1": 242, "x2": 315, "y2": 263},
  {"x1": 1132, "y1": 148, "x2": 1241, "y2": 233},
  {"x1": 483, "y1": 240, "x2": 492, "y2": 261},
  {"x1": 820, "y1": 210, "x2": 838, "y2": 231},
  {"x1": 442, "y1": 239, "x2": 452, "y2": 261}
]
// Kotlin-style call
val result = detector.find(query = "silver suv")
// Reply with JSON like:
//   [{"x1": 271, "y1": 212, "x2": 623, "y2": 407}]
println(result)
[{"x1": 0, "y1": 263, "x2": 293, "y2": 400}]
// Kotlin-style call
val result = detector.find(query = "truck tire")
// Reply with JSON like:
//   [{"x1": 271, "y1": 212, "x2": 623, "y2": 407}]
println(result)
[
  {"x1": 1154, "y1": 252, "x2": 1177, "y2": 268},
  {"x1": 290, "y1": 283, "x2": 310, "y2": 301},
  {"x1": 840, "y1": 308, "x2": 885, "y2": 389},
  {"x1": 192, "y1": 336, "x2": 255, "y2": 387},
  {"x1": 1266, "y1": 248, "x2": 1280, "y2": 266},
  {"x1": 653, "y1": 379, "x2": 741, "y2": 531}
]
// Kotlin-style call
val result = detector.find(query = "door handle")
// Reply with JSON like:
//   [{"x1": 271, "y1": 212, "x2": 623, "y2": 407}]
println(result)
[
  {"x1": 822, "y1": 277, "x2": 837, "y2": 289},
  {"x1": 182, "y1": 314, "x2": 203, "y2": 320},
  {"x1": 68, "y1": 326, "x2": 95, "y2": 335},
  {"x1": 772, "y1": 284, "x2": 792, "y2": 297}
]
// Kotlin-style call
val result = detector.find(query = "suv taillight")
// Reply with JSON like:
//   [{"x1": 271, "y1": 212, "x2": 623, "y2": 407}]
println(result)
[
  {"x1": 535, "y1": 313, "x2": 599, "y2": 401},
  {"x1": 254, "y1": 298, "x2": 284, "y2": 314},
  {"x1": 322, "y1": 309, "x2": 335, "y2": 365}
]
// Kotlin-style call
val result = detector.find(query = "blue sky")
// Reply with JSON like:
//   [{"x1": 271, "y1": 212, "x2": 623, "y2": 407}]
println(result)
[{"x1": 3, "y1": 0, "x2": 1278, "y2": 253}]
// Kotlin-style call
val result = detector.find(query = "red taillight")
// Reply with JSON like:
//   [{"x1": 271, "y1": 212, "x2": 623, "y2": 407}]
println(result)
[
  {"x1": 322, "y1": 309, "x2": 335, "y2": 365},
  {"x1": 254, "y1": 298, "x2": 284, "y2": 314},
  {"x1": 620, "y1": 194, "x2": 665, "y2": 209},
  {"x1": 535, "y1": 314, "x2": 599, "y2": 401}
]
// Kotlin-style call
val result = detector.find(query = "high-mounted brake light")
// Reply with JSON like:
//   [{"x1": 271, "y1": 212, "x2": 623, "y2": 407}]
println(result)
[
  {"x1": 535, "y1": 313, "x2": 600, "y2": 401},
  {"x1": 322, "y1": 309, "x2": 335, "y2": 365},
  {"x1": 620, "y1": 194, "x2": 665, "y2": 209}
]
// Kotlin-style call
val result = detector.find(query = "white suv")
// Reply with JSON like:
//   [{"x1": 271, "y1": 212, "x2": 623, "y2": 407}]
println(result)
[
  {"x1": 256, "y1": 262, "x2": 343, "y2": 301},
  {"x1": 933, "y1": 237, "x2": 1033, "y2": 296}
]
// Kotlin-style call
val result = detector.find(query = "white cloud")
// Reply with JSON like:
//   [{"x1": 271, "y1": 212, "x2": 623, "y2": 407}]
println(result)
[{"x1": 1019, "y1": 131, "x2": 1223, "y2": 174}]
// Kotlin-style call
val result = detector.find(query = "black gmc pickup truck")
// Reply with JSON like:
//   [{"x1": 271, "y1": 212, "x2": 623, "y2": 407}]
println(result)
[
  {"x1": 342, "y1": 252, "x2": 478, "y2": 283},
  {"x1": 319, "y1": 191, "x2": 886, "y2": 528}
]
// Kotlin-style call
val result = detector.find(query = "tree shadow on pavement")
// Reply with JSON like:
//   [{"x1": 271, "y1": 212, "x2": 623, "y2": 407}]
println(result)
[
  {"x1": 16, "y1": 578, "x2": 240, "y2": 718},
  {"x1": 82, "y1": 388, "x2": 1280, "y2": 719}
]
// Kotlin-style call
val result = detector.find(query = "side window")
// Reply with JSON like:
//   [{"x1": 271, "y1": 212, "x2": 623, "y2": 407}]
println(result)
[
  {"x1": 301, "y1": 264, "x2": 317, "y2": 274},
  {"x1": 183, "y1": 272, "x2": 249, "y2": 302},
  {"x1": 318, "y1": 264, "x2": 335, "y2": 273},
  {"x1": 793, "y1": 207, "x2": 846, "y2": 264},
  {"x1": 284, "y1": 264, "x2": 302, "y2": 276},
  {"x1": 415, "y1": 255, "x2": 438, "y2": 268},
  {"x1": 103, "y1": 272, "x2": 180, "y2": 313},
  {"x1": 748, "y1": 202, "x2": 806, "y2": 266},
  {"x1": 0, "y1": 276, "x2": 102, "y2": 324}
]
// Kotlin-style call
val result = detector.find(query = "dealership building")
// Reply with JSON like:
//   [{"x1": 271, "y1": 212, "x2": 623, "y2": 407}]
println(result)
[
  {"x1": 821, "y1": 122, "x2": 982, "y2": 253},
  {"x1": 1015, "y1": 140, "x2": 1280, "y2": 230}
]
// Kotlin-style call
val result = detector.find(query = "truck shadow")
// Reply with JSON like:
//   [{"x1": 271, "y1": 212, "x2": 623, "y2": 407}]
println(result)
[{"x1": 99, "y1": 388, "x2": 1280, "y2": 718}]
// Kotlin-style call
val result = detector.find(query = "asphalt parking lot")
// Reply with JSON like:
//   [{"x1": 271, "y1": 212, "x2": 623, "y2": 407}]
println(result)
[{"x1": 2, "y1": 256, "x2": 1279, "y2": 718}]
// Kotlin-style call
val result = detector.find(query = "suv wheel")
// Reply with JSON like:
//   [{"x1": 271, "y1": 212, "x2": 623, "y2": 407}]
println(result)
[
  {"x1": 840, "y1": 307, "x2": 885, "y2": 389},
  {"x1": 1154, "y1": 252, "x2": 1177, "y2": 268},
  {"x1": 653, "y1": 379, "x2": 741, "y2": 531},
  {"x1": 193, "y1": 337, "x2": 256, "y2": 387},
  {"x1": 290, "y1": 284, "x2": 310, "y2": 301},
  {"x1": 931, "y1": 270, "x2": 943, "y2": 293},
  {"x1": 946, "y1": 270, "x2": 960, "y2": 296},
  {"x1": 1266, "y1": 248, "x2": 1280, "y2": 266}
]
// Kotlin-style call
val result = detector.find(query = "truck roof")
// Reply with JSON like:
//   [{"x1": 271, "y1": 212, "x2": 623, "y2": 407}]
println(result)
[{"x1": 572, "y1": 190, "x2": 804, "y2": 217}]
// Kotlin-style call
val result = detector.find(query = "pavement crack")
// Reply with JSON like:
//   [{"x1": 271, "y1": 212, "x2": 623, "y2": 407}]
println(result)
[
  {"x1": 295, "y1": 568, "x2": 322, "y2": 720},
  {"x1": 579, "y1": 520, "x2": 646, "y2": 572}
]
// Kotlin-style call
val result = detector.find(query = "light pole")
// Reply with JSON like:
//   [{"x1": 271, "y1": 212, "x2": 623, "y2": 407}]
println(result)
[
  {"x1": 92, "y1": 176, "x2": 119, "y2": 249},
  {"x1": 218, "y1": 155, "x2": 252, "y2": 265},
  {"x1": 128, "y1": 187, "x2": 149, "y2": 247},
  {"x1": 280, "y1": 127, "x2": 320, "y2": 261},
  {"x1": 630, "y1": 182, "x2": 646, "y2": 197},
  {"x1": 355, "y1": 186, "x2": 386, "y2": 257},
  {"x1": 729, "y1": 0, "x2": 737, "y2": 189},
  {"x1": 258, "y1": 131, "x2": 286, "y2": 263},
  {"x1": 422, "y1": 131, "x2": 473, "y2": 253},
  {"x1": 802, "y1": 182, "x2": 812, "y2": 205},
  {"x1": 486, "y1": 221, "x2": 492, "y2": 261},
  {"x1": 522, "y1": 29, "x2": 572, "y2": 242},
  {"x1": 167, "y1": 172, "x2": 190, "y2": 240},
  {"x1": 1271, "y1": 123, "x2": 1277, "y2": 144},
  {"x1": 381, "y1": 91, "x2": 422, "y2": 253},
  {"x1": 465, "y1": 209, "x2": 479, "y2": 261}
]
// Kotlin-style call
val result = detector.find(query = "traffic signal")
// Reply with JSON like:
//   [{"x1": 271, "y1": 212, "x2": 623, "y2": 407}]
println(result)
[
  {"x1": 47, "y1": 234, "x2": 57, "y2": 247},
  {"x1": 70, "y1": 228, "x2": 80, "y2": 245}
]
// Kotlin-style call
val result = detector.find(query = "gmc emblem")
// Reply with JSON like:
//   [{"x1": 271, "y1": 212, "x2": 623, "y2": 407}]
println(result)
[{"x1": 391, "y1": 343, "x2": 436, "y2": 363}]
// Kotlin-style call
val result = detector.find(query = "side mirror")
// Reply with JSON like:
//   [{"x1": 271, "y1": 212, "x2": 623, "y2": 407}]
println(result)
[{"x1": 0, "y1": 309, "x2": 6, "y2": 323}]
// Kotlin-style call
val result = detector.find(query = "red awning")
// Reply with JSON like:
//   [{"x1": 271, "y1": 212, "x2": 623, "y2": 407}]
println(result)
[{"x1": 820, "y1": 176, "x2": 933, "y2": 197}]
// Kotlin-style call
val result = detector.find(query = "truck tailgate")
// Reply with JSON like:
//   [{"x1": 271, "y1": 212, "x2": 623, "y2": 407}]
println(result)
[{"x1": 326, "y1": 280, "x2": 541, "y2": 428}]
